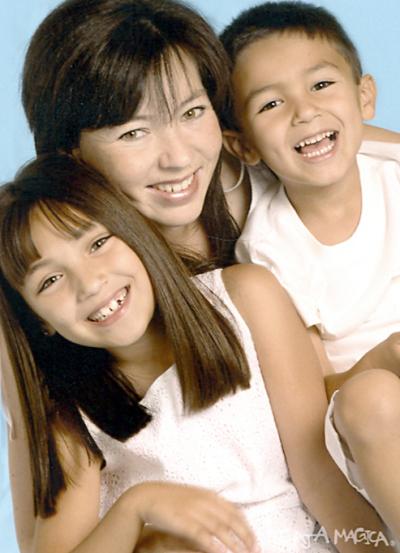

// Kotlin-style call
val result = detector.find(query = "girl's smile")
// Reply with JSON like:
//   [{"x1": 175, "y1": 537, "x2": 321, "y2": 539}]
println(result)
[
  {"x1": 22, "y1": 212, "x2": 157, "y2": 354},
  {"x1": 87, "y1": 285, "x2": 130, "y2": 325}
]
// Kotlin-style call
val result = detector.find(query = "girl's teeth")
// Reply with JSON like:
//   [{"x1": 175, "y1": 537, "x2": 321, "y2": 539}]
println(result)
[
  {"x1": 88, "y1": 287, "x2": 128, "y2": 322},
  {"x1": 154, "y1": 175, "x2": 193, "y2": 193}
]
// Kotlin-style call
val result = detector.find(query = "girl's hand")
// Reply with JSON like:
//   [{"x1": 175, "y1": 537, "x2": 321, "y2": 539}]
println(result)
[{"x1": 131, "y1": 482, "x2": 257, "y2": 553}]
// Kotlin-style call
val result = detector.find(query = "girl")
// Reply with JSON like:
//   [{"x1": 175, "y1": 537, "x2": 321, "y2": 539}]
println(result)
[{"x1": 0, "y1": 155, "x2": 391, "y2": 553}]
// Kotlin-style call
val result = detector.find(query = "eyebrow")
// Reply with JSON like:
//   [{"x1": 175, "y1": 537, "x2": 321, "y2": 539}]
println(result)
[
  {"x1": 123, "y1": 89, "x2": 208, "y2": 123},
  {"x1": 26, "y1": 258, "x2": 54, "y2": 278},
  {"x1": 243, "y1": 61, "x2": 340, "y2": 109}
]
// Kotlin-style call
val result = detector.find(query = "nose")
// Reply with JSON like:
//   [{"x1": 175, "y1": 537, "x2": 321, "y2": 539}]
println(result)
[
  {"x1": 158, "y1": 126, "x2": 191, "y2": 169},
  {"x1": 291, "y1": 94, "x2": 321, "y2": 125},
  {"x1": 75, "y1": 264, "x2": 107, "y2": 303}
]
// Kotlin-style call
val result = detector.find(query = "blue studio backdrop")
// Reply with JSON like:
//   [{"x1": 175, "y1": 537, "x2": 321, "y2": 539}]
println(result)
[{"x1": 0, "y1": 1, "x2": 399, "y2": 552}]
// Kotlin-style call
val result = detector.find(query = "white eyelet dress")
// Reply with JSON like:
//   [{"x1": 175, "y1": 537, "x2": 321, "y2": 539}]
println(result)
[{"x1": 83, "y1": 269, "x2": 335, "y2": 552}]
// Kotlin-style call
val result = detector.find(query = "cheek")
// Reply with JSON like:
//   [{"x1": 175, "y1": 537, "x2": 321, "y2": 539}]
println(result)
[{"x1": 201, "y1": 113, "x2": 223, "y2": 157}]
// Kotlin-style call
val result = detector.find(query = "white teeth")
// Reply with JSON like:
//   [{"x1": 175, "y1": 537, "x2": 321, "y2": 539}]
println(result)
[
  {"x1": 295, "y1": 131, "x2": 335, "y2": 149},
  {"x1": 88, "y1": 287, "x2": 128, "y2": 322},
  {"x1": 154, "y1": 174, "x2": 193, "y2": 193},
  {"x1": 301, "y1": 141, "x2": 335, "y2": 158}
]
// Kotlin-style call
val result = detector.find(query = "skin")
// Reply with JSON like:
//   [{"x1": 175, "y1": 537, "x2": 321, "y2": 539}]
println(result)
[
  {"x1": 74, "y1": 52, "x2": 222, "y2": 254},
  {"x1": 224, "y1": 31, "x2": 400, "y2": 542},
  {"x1": 226, "y1": 33, "x2": 376, "y2": 246},
  {"x1": 17, "y1": 214, "x2": 257, "y2": 553},
  {"x1": 73, "y1": 46, "x2": 397, "y2": 255},
  {"x1": 12, "y1": 218, "x2": 394, "y2": 552},
  {"x1": 4, "y1": 28, "x2": 400, "y2": 553}
]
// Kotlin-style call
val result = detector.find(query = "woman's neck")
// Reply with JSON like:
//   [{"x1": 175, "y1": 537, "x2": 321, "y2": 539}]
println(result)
[
  {"x1": 108, "y1": 316, "x2": 174, "y2": 398},
  {"x1": 159, "y1": 220, "x2": 211, "y2": 258}
]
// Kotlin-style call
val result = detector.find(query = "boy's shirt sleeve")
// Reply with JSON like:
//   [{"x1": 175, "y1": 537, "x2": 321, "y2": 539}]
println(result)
[{"x1": 359, "y1": 139, "x2": 400, "y2": 162}]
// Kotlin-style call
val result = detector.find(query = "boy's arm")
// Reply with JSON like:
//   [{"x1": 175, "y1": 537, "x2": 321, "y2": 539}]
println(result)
[
  {"x1": 362, "y1": 124, "x2": 400, "y2": 143},
  {"x1": 223, "y1": 263, "x2": 395, "y2": 553}
]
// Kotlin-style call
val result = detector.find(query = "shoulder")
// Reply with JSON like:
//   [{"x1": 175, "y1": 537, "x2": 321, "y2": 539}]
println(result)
[
  {"x1": 359, "y1": 140, "x2": 400, "y2": 164},
  {"x1": 221, "y1": 264, "x2": 291, "y2": 316},
  {"x1": 222, "y1": 263, "x2": 277, "y2": 289}
]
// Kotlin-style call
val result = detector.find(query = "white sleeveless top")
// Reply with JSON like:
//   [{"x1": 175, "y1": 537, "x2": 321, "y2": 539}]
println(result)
[{"x1": 83, "y1": 269, "x2": 332, "y2": 552}]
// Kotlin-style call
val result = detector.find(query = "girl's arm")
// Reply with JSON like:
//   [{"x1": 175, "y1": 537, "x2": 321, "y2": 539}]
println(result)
[
  {"x1": 10, "y1": 417, "x2": 255, "y2": 553},
  {"x1": 362, "y1": 124, "x2": 400, "y2": 143},
  {"x1": 1, "y1": 326, "x2": 36, "y2": 552},
  {"x1": 222, "y1": 263, "x2": 395, "y2": 553}
]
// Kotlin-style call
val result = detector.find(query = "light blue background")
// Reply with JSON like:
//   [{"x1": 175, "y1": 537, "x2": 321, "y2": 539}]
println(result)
[
  {"x1": 0, "y1": 1, "x2": 399, "y2": 551},
  {"x1": 1, "y1": 0, "x2": 400, "y2": 185}
]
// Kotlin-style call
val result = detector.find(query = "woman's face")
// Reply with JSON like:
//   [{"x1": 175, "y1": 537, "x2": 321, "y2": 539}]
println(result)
[{"x1": 74, "y1": 53, "x2": 222, "y2": 232}]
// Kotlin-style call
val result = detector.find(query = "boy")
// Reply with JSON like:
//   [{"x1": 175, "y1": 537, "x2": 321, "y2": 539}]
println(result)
[{"x1": 220, "y1": 1, "x2": 400, "y2": 541}]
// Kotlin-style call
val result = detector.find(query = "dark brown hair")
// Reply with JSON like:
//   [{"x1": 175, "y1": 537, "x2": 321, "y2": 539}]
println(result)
[
  {"x1": 220, "y1": 1, "x2": 363, "y2": 129},
  {"x1": 0, "y1": 154, "x2": 250, "y2": 517},
  {"x1": 22, "y1": 0, "x2": 240, "y2": 266}
]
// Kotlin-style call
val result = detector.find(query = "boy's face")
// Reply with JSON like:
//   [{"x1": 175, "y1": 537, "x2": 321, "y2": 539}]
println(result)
[{"x1": 229, "y1": 32, "x2": 375, "y2": 192}]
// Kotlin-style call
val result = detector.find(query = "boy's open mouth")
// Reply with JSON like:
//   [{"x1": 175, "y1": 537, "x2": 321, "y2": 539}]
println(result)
[{"x1": 294, "y1": 131, "x2": 337, "y2": 158}]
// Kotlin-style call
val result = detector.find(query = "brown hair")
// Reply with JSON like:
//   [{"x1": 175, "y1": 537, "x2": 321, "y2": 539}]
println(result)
[
  {"x1": 22, "y1": 0, "x2": 239, "y2": 266},
  {"x1": 220, "y1": 1, "x2": 363, "y2": 129},
  {"x1": 0, "y1": 154, "x2": 250, "y2": 517}
]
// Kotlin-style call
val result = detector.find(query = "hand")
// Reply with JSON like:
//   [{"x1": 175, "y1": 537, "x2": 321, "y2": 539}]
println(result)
[{"x1": 131, "y1": 482, "x2": 257, "y2": 553}]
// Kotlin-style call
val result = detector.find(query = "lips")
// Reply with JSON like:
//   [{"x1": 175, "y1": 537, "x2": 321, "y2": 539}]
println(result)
[
  {"x1": 294, "y1": 131, "x2": 337, "y2": 158},
  {"x1": 151, "y1": 174, "x2": 194, "y2": 193},
  {"x1": 87, "y1": 286, "x2": 129, "y2": 323}
]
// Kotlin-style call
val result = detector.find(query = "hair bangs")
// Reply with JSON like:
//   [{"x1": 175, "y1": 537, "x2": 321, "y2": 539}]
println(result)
[{"x1": 0, "y1": 199, "x2": 93, "y2": 288}]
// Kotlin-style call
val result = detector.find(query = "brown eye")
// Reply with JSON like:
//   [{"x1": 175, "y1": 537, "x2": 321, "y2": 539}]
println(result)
[
  {"x1": 183, "y1": 106, "x2": 205, "y2": 120},
  {"x1": 39, "y1": 274, "x2": 62, "y2": 293},
  {"x1": 90, "y1": 235, "x2": 111, "y2": 253},
  {"x1": 313, "y1": 81, "x2": 334, "y2": 91}
]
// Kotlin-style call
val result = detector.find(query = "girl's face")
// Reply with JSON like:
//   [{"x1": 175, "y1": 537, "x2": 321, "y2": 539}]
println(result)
[
  {"x1": 74, "y1": 53, "x2": 222, "y2": 232},
  {"x1": 21, "y1": 212, "x2": 156, "y2": 358}
]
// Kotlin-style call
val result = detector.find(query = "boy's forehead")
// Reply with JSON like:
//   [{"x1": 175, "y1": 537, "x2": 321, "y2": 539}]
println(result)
[
  {"x1": 232, "y1": 32, "x2": 352, "y2": 106},
  {"x1": 234, "y1": 31, "x2": 347, "y2": 75}
]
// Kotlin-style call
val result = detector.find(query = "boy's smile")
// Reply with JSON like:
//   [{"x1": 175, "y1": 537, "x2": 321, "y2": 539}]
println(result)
[{"x1": 230, "y1": 32, "x2": 375, "y2": 196}]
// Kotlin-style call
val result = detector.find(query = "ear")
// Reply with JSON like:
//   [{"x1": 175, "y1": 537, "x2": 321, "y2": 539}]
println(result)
[
  {"x1": 359, "y1": 74, "x2": 376, "y2": 121},
  {"x1": 223, "y1": 130, "x2": 261, "y2": 166},
  {"x1": 41, "y1": 321, "x2": 56, "y2": 337}
]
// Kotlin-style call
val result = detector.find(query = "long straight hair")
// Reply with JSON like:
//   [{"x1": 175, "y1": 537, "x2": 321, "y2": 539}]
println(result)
[{"x1": 0, "y1": 154, "x2": 250, "y2": 517}]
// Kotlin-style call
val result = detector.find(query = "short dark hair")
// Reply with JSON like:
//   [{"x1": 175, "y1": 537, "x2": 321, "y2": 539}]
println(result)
[
  {"x1": 220, "y1": 1, "x2": 363, "y2": 82},
  {"x1": 22, "y1": 0, "x2": 230, "y2": 154}
]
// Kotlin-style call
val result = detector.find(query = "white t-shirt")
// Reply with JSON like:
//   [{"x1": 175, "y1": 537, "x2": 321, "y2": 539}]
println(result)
[{"x1": 237, "y1": 143, "x2": 400, "y2": 372}]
